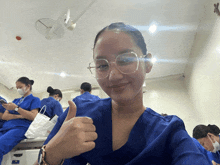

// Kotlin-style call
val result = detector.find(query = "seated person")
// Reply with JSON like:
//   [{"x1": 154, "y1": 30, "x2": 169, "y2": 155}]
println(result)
[
  {"x1": 62, "y1": 82, "x2": 100, "y2": 115},
  {"x1": 40, "y1": 86, "x2": 63, "y2": 118},
  {"x1": 0, "y1": 96, "x2": 7, "y2": 128},
  {"x1": 74, "y1": 82, "x2": 100, "y2": 102},
  {"x1": 0, "y1": 77, "x2": 41, "y2": 163},
  {"x1": 193, "y1": 124, "x2": 220, "y2": 164},
  {"x1": 36, "y1": 22, "x2": 211, "y2": 165}
]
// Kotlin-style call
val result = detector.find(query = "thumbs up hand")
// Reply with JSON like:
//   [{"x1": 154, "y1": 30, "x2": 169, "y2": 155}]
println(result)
[{"x1": 44, "y1": 101, "x2": 98, "y2": 164}]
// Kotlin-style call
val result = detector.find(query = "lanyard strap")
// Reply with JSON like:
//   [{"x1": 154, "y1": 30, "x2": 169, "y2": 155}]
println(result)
[{"x1": 17, "y1": 97, "x2": 25, "y2": 106}]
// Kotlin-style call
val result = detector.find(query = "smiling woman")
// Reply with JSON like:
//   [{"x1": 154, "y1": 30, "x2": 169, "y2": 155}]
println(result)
[{"x1": 36, "y1": 22, "x2": 212, "y2": 165}]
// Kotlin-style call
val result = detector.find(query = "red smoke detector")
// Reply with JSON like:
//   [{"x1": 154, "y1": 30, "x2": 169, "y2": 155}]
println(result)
[{"x1": 16, "y1": 36, "x2": 21, "y2": 40}]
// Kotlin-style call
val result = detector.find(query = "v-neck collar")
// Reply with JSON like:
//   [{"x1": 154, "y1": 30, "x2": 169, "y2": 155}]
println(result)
[
  {"x1": 99, "y1": 104, "x2": 147, "y2": 164},
  {"x1": 108, "y1": 103, "x2": 147, "y2": 152}
]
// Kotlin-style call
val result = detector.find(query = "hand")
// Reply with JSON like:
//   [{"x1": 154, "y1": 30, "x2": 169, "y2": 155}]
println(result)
[
  {"x1": 2, "y1": 103, "x2": 17, "y2": 110},
  {"x1": 45, "y1": 101, "x2": 98, "y2": 164},
  {"x1": 214, "y1": 3, "x2": 220, "y2": 15},
  {"x1": 212, "y1": 160, "x2": 220, "y2": 165}
]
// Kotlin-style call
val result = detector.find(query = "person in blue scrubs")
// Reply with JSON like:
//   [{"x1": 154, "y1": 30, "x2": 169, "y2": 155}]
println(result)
[
  {"x1": 40, "y1": 86, "x2": 63, "y2": 118},
  {"x1": 73, "y1": 82, "x2": 100, "y2": 104},
  {"x1": 0, "y1": 96, "x2": 7, "y2": 128},
  {"x1": 193, "y1": 124, "x2": 220, "y2": 164},
  {"x1": 36, "y1": 23, "x2": 212, "y2": 165},
  {"x1": 0, "y1": 77, "x2": 41, "y2": 163}
]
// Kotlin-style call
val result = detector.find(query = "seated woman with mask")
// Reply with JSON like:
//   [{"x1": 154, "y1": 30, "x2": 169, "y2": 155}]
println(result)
[
  {"x1": 40, "y1": 86, "x2": 63, "y2": 118},
  {"x1": 36, "y1": 22, "x2": 211, "y2": 165},
  {"x1": 193, "y1": 124, "x2": 220, "y2": 164},
  {"x1": 0, "y1": 77, "x2": 41, "y2": 163}
]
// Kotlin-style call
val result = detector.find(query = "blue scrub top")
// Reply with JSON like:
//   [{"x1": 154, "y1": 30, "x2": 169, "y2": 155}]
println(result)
[
  {"x1": 73, "y1": 92, "x2": 100, "y2": 103},
  {"x1": 193, "y1": 137, "x2": 220, "y2": 164},
  {"x1": 40, "y1": 97, "x2": 63, "y2": 118},
  {"x1": 60, "y1": 92, "x2": 100, "y2": 117},
  {"x1": 45, "y1": 98, "x2": 211, "y2": 165},
  {"x1": 0, "y1": 96, "x2": 7, "y2": 113},
  {"x1": 0, "y1": 94, "x2": 41, "y2": 131},
  {"x1": 0, "y1": 96, "x2": 7, "y2": 127}
]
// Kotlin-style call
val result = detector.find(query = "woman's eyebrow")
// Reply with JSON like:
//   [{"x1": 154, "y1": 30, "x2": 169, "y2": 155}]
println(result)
[
  {"x1": 96, "y1": 56, "x2": 106, "y2": 59},
  {"x1": 117, "y1": 49, "x2": 133, "y2": 54},
  {"x1": 96, "y1": 49, "x2": 134, "y2": 59}
]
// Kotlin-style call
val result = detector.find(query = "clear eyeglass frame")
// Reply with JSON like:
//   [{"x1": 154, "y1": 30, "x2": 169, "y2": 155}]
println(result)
[{"x1": 87, "y1": 52, "x2": 146, "y2": 79}]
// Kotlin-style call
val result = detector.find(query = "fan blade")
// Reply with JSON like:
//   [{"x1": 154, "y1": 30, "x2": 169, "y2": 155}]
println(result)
[{"x1": 65, "y1": 9, "x2": 70, "y2": 24}]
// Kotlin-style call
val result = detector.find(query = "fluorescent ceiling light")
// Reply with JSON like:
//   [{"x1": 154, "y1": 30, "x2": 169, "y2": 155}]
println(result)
[
  {"x1": 60, "y1": 72, "x2": 66, "y2": 77},
  {"x1": 151, "y1": 58, "x2": 157, "y2": 63},
  {"x1": 216, "y1": 46, "x2": 220, "y2": 53},
  {"x1": 149, "y1": 24, "x2": 157, "y2": 33}
]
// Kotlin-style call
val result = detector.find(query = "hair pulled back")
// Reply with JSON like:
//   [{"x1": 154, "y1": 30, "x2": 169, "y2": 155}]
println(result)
[
  {"x1": 94, "y1": 22, "x2": 147, "y2": 55},
  {"x1": 16, "y1": 77, "x2": 34, "y2": 90},
  {"x1": 193, "y1": 124, "x2": 220, "y2": 139},
  {"x1": 47, "y1": 86, "x2": 63, "y2": 98}
]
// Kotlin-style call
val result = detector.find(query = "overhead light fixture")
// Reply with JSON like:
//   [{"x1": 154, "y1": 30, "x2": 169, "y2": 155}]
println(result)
[
  {"x1": 149, "y1": 24, "x2": 157, "y2": 33},
  {"x1": 216, "y1": 46, "x2": 220, "y2": 53},
  {"x1": 60, "y1": 72, "x2": 66, "y2": 77},
  {"x1": 151, "y1": 58, "x2": 157, "y2": 63}
]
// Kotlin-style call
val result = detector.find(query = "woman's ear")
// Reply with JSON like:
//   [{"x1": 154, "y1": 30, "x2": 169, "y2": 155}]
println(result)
[
  {"x1": 145, "y1": 53, "x2": 153, "y2": 73},
  {"x1": 27, "y1": 84, "x2": 31, "y2": 90}
]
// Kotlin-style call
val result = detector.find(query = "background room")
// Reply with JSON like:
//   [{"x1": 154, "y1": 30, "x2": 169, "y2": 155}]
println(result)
[{"x1": 1, "y1": 0, "x2": 220, "y2": 136}]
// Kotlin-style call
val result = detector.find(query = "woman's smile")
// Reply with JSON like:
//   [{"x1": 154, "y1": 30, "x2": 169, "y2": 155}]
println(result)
[{"x1": 108, "y1": 83, "x2": 129, "y2": 91}]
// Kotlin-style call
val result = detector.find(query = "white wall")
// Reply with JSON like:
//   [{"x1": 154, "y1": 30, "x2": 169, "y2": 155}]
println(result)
[
  {"x1": 0, "y1": 83, "x2": 18, "y2": 102},
  {"x1": 143, "y1": 75, "x2": 197, "y2": 135},
  {"x1": 184, "y1": 3, "x2": 220, "y2": 128}
]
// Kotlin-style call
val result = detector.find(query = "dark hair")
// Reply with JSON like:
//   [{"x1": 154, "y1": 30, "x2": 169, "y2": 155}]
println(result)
[
  {"x1": 47, "y1": 86, "x2": 63, "y2": 98},
  {"x1": 93, "y1": 22, "x2": 147, "y2": 55},
  {"x1": 193, "y1": 124, "x2": 220, "y2": 139},
  {"x1": 161, "y1": 113, "x2": 168, "y2": 117},
  {"x1": 80, "y1": 82, "x2": 92, "y2": 92},
  {"x1": 16, "y1": 77, "x2": 34, "y2": 90}
]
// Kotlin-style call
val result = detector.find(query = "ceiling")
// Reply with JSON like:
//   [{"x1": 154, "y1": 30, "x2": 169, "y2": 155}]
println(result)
[{"x1": 0, "y1": 0, "x2": 211, "y2": 93}]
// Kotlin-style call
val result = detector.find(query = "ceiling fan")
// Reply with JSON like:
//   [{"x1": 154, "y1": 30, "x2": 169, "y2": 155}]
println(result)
[
  {"x1": 35, "y1": 9, "x2": 76, "y2": 40},
  {"x1": 35, "y1": 0, "x2": 96, "y2": 40}
]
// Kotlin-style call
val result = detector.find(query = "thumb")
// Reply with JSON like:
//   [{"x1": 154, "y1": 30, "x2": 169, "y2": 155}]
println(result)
[
  {"x1": 65, "y1": 101, "x2": 77, "y2": 121},
  {"x1": 212, "y1": 160, "x2": 217, "y2": 165}
]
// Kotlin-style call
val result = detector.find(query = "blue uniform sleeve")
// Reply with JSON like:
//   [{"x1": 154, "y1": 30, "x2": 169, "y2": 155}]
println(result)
[
  {"x1": 0, "y1": 97, "x2": 7, "y2": 113},
  {"x1": 166, "y1": 119, "x2": 212, "y2": 165},
  {"x1": 192, "y1": 138, "x2": 213, "y2": 164},
  {"x1": 30, "y1": 97, "x2": 41, "y2": 110},
  {"x1": 53, "y1": 102, "x2": 63, "y2": 117},
  {"x1": 44, "y1": 108, "x2": 69, "y2": 145},
  {"x1": 63, "y1": 156, "x2": 87, "y2": 165},
  {"x1": 0, "y1": 105, "x2": 5, "y2": 113},
  {"x1": 72, "y1": 97, "x2": 77, "y2": 103}
]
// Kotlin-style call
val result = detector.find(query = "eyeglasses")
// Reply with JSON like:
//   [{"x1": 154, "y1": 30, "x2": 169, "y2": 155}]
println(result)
[{"x1": 87, "y1": 52, "x2": 146, "y2": 79}]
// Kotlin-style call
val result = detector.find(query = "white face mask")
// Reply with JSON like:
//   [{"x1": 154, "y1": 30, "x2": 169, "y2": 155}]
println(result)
[
  {"x1": 17, "y1": 87, "x2": 27, "y2": 96},
  {"x1": 208, "y1": 135, "x2": 220, "y2": 153}
]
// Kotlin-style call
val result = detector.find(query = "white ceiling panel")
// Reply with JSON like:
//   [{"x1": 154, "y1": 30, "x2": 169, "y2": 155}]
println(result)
[{"x1": 0, "y1": 0, "x2": 212, "y2": 93}]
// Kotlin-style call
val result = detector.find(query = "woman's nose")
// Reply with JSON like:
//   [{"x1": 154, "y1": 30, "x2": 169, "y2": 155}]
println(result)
[{"x1": 108, "y1": 64, "x2": 123, "y2": 80}]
